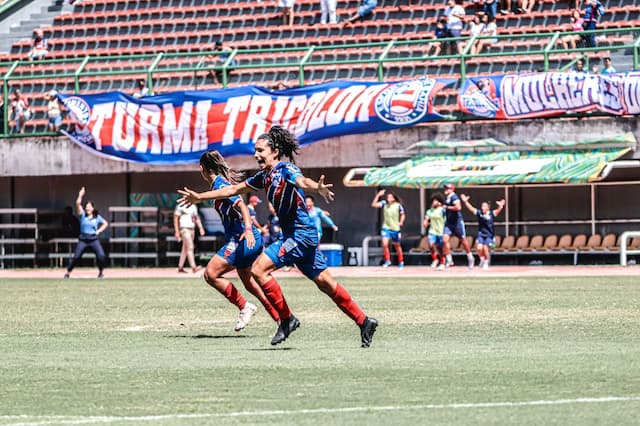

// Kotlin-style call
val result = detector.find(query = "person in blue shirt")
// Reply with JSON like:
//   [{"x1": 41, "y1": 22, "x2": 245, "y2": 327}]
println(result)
[
  {"x1": 442, "y1": 183, "x2": 475, "y2": 269},
  {"x1": 583, "y1": 0, "x2": 605, "y2": 48},
  {"x1": 64, "y1": 187, "x2": 108, "y2": 279},
  {"x1": 197, "y1": 151, "x2": 281, "y2": 332},
  {"x1": 461, "y1": 194, "x2": 505, "y2": 270},
  {"x1": 179, "y1": 126, "x2": 378, "y2": 348},
  {"x1": 305, "y1": 195, "x2": 338, "y2": 243}
]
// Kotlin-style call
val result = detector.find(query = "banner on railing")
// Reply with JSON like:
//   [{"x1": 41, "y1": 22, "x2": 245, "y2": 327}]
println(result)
[
  {"x1": 58, "y1": 78, "x2": 450, "y2": 164},
  {"x1": 458, "y1": 72, "x2": 640, "y2": 119}
]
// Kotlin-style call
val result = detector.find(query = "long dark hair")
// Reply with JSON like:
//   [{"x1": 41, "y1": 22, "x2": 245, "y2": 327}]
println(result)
[
  {"x1": 85, "y1": 201, "x2": 99, "y2": 218},
  {"x1": 200, "y1": 150, "x2": 243, "y2": 183},
  {"x1": 257, "y1": 125, "x2": 299, "y2": 163}
]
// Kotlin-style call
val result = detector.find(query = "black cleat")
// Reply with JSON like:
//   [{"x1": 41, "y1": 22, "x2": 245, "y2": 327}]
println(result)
[
  {"x1": 360, "y1": 317, "x2": 378, "y2": 348},
  {"x1": 271, "y1": 314, "x2": 300, "y2": 345}
]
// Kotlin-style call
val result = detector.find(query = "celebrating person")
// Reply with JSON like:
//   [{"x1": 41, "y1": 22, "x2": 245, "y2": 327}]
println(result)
[
  {"x1": 64, "y1": 187, "x2": 108, "y2": 279},
  {"x1": 305, "y1": 195, "x2": 338, "y2": 243},
  {"x1": 194, "y1": 151, "x2": 281, "y2": 332},
  {"x1": 423, "y1": 192, "x2": 446, "y2": 269},
  {"x1": 460, "y1": 194, "x2": 505, "y2": 270},
  {"x1": 442, "y1": 183, "x2": 475, "y2": 268},
  {"x1": 371, "y1": 189, "x2": 405, "y2": 269},
  {"x1": 179, "y1": 126, "x2": 378, "y2": 348}
]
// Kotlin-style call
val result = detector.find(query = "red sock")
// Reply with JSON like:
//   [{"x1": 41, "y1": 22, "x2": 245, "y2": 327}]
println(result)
[
  {"x1": 222, "y1": 283, "x2": 247, "y2": 310},
  {"x1": 431, "y1": 251, "x2": 438, "y2": 261},
  {"x1": 397, "y1": 249, "x2": 404, "y2": 264},
  {"x1": 261, "y1": 277, "x2": 292, "y2": 319},
  {"x1": 383, "y1": 246, "x2": 390, "y2": 262},
  {"x1": 258, "y1": 298, "x2": 280, "y2": 322},
  {"x1": 332, "y1": 284, "x2": 366, "y2": 325}
]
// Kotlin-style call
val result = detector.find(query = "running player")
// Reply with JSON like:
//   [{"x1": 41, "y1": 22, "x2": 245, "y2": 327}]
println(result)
[
  {"x1": 64, "y1": 187, "x2": 108, "y2": 279},
  {"x1": 442, "y1": 183, "x2": 475, "y2": 268},
  {"x1": 371, "y1": 189, "x2": 405, "y2": 269},
  {"x1": 196, "y1": 151, "x2": 281, "y2": 332},
  {"x1": 179, "y1": 126, "x2": 378, "y2": 348},
  {"x1": 305, "y1": 195, "x2": 338, "y2": 243},
  {"x1": 423, "y1": 192, "x2": 446, "y2": 269},
  {"x1": 460, "y1": 194, "x2": 505, "y2": 269}
]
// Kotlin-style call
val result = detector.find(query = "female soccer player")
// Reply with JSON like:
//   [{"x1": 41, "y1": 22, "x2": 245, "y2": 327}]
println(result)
[
  {"x1": 179, "y1": 126, "x2": 378, "y2": 348},
  {"x1": 460, "y1": 194, "x2": 505, "y2": 269},
  {"x1": 371, "y1": 189, "x2": 405, "y2": 269},
  {"x1": 197, "y1": 150, "x2": 281, "y2": 332},
  {"x1": 64, "y1": 187, "x2": 108, "y2": 279},
  {"x1": 423, "y1": 192, "x2": 446, "y2": 269}
]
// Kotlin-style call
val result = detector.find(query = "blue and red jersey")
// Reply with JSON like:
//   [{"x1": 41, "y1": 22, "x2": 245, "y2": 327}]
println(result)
[
  {"x1": 245, "y1": 162, "x2": 317, "y2": 242},
  {"x1": 211, "y1": 175, "x2": 249, "y2": 241}
]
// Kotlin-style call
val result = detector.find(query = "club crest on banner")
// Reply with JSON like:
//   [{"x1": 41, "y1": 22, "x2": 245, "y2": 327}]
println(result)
[
  {"x1": 374, "y1": 78, "x2": 434, "y2": 125},
  {"x1": 63, "y1": 96, "x2": 92, "y2": 126}
]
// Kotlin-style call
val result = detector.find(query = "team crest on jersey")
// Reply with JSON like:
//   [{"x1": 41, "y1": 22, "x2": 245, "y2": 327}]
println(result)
[
  {"x1": 374, "y1": 78, "x2": 434, "y2": 125},
  {"x1": 63, "y1": 96, "x2": 91, "y2": 126}
]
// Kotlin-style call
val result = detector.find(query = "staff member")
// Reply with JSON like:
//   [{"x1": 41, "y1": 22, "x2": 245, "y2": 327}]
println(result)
[
  {"x1": 64, "y1": 187, "x2": 108, "y2": 279},
  {"x1": 174, "y1": 201, "x2": 205, "y2": 273}
]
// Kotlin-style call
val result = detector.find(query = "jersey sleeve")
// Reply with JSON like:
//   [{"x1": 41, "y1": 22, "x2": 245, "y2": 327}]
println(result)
[
  {"x1": 245, "y1": 170, "x2": 265, "y2": 190},
  {"x1": 214, "y1": 176, "x2": 241, "y2": 205},
  {"x1": 398, "y1": 204, "x2": 405, "y2": 215},
  {"x1": 283, "y1": 163, "x2": 303, "y2": 185},
  {"x1": 96, "y1": 215, "x2": 106, "y2": 226}
]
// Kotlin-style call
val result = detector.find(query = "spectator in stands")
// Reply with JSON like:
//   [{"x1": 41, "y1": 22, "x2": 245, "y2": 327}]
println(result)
[
  {"x1": 572, "y1": 58, "x2": 587, "y2": 73},
  {"x1": 560, "y1": 9, "x2": 585, "y2": 51},
  {"x1": 279, "y1": 0, "x2": 296, "y2": 27},
  {"x1": 205, "y1": 41, "x2": 235, "y2": 85},
  {"x1": 132, "y1": 79, "x2": 149, "y2": 98},
  {"x1": 428, "y1": 17, "x2": 451, "y2": 56},
  {"x1": 320, "y1": 0, "x2": 338, "y2": 24},
  {"x1": 445, "y1": 0, "x2": 466, "y2": 54},
  {"x1": 47, "y1": 90, "x2": 63, "y2": 132},
  {"x1": 64, "y1": 187, "x2": 109, "y2": 279},
  {"x1": 583, "y1": 0, "x2": 605, "y2": 48},
  {"x1": 472, "y1": 14, "x2": 498, "y2": 55},
  {"x1": 520, "y1": 0, "x2": 536, "y2": 13},
  {"x1": 466, "y1": 13, "x2": 485, "y2": 53},
  {"x1": 371, "y1": 189, "x2": 405, "y2": 269},
  {"x1": 600, "y1": 56, "x2": 616, "y2": 74},
  {"x1": 174, "y1": 201, "x2": 205, "y2": 273},
  {"x1": 28, "y1": 29, "x2": 49, "y2": 61},
  {"x1": 10, "y1": 89, "x2": 31, "y2": 134},
  {"x1": 460, "y1": 194, "x2": 505, "y2": 270},
  {"x1": 483, "y1": 0, "x2": 497, "y2": 18},
  {"x1": 342, "y1": 0, "x2": 378, "y2": 26}
]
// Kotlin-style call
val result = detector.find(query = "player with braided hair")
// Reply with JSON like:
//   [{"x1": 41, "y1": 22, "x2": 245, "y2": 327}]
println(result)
[
  {"x1": 179, "y1": 126, "x2": 378, "y2": 348},
  {"x1": 195, "y1": 150, "x2": 281, "y2": 332}
]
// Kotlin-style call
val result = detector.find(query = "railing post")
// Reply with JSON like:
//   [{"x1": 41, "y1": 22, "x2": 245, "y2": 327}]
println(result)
[
  {"x1": 544, "y1": 33, "x2": 560, "y2": 72},
  {"x1": 2, "y1": 61, "x2": 19, "y2": 136},
  {"x1": 634, "y1": 35, "x2": 640, "y2": 71},
  {"x1": 74, "y1": 56, "x2": 91, "y2": 94},
  {"x1": 298, "y1": 46, "x2": 315, "y2": 87},
  {"x1": 221, "y1": 48, "x2": 239, "y2": 89},
  {"x1": 147, "y1": 52, "x2": 164, "y2": 95},
  {"x1": 459, "y1": 35, "x2": 475, "y2": 83},
  {"x1": 377, "y1": 40, "x2": 395, "y2": 82}
]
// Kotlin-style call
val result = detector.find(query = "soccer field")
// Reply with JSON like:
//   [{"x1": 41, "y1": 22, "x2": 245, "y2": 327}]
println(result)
[{"x1": 1, "y1": 275, "x2": 639, "y2": 425}]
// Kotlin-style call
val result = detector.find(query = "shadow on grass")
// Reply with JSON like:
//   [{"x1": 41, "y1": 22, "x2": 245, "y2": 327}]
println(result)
[
  {"x1": 168, "y1": 334, "x2": 248, "y2": 339},
  {"x1": 249, "y1": 347, "x2": 297, "y2": 351}
]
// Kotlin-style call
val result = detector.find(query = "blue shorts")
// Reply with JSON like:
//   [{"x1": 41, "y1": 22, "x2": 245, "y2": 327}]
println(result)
[
  {"x1": 216, "y1": 231, "x2": 263, "y2": 269},
  {"x1": 428, "y1": 233, "x2": 443, "y2": 247},
  {"x1": 443, "y1": 222, "x2": 466, "y2": 238},
  {"x1": 476, "y1": 234, "x2": 495, "y2": 247},
  {"x1": 358, "y1": 0, "x2": 377, "y2": 17},
  {"x1": 381, "y1": 228, "x2": 401, "y2": 243},
  {"x1": 264, "y1": 236, "x2": 327, "y2": 280}
]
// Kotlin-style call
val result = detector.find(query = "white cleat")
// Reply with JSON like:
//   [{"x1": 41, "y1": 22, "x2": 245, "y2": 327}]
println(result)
[
  {"x1": 467, "y1": 257, "x2": 475, "y2": 269},
  {"x1": 235, "y1": 302, "x2": 258, "y2": 332},
  {"x1": 430, "y1": 259, "x2": 439, "y2": 268}
]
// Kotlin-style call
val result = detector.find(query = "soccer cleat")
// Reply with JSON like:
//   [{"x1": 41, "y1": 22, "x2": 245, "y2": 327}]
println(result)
[
  {"x1": 270, "y1": 314, "x2": 300, "y2": 345},
  {"x1": 398, "y1": 262, "x2": 404, "y2": 270},
  {"x1": 382, "y1": 261, "x2": 391, "y2": 268},
  {"x1": 63, "y1": 273, "x2": 70, "y2": 279},
  {"x1": 446, "y1": 260, "x2": 454, "y2": 268},
  {"x1": 437, "y1": 263, "x2": 445, "y2": 271},
  {"x1": 482, "y1": 261, "x2": 489, "y2": 270},
  {"x1": 235, "y1": 302, "x2": 258, "y2": 332},
  {"x1": 360, "y1": 317, "x2": 378, "y2": 348},
  {"x1": 430, "y1": 259, "x2": 439, "y2": 268},
  {"x1": 467, "y1": 256, "x2": 475, "y2": 269},
  {"x1": 97, "y1": 271, "x2": 104, "y2": 279}
]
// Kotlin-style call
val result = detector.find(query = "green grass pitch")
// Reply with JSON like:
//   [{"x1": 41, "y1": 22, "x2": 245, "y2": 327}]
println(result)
[{"x1": 1, "y1": 275, "x2": 639, "y2": 425}]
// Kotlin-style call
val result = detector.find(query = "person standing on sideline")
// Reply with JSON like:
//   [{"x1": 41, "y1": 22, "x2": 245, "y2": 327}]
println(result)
[
  {"x1": 178, "y1": 126, "x2": 378, "y2": 348},
  {"x1": 174, "y1": 201, "x2": 205, "y2": 273},
  {"x1": 247, "y1": 194, "x2": 264, "y2": 232},
  {"x1": 371, "y1": 189, "x2": 405, "y2": 269},
  {"x1": 423, "y1": 192, "x2": 446, "y2": 269},
  {"x1": 64, "y1": 187, "x2": 108, "y2": 279},
  {"x1": 195, "y1": 151, "x2": 281, "y2": 332},
  {"x1": 460, "y1": 194, "x2": 505, "y2": 269},
  {"x1": 442, "y1": 183, "x2": 475, "y2": 269},
  {"x1": 305, "y1": 195, "x2": 338, "y2": 244}
]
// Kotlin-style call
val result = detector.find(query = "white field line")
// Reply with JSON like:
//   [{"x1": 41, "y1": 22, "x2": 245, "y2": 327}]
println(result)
[{"x1": 1, "y1": 396, "x2": 639, "y2": 425}]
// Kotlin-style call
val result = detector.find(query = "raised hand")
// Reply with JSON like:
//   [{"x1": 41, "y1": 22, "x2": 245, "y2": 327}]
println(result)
[
  {"x1": 177, "y1": 187, "x2": 202, "y2": 207},
  {"x1": 460, "y1": 194, "x2": 470, "y2": 202},
  {"x1": 317, "y1": 175, "x2": 335, "y2": 203},
  {"x1": 78, "y1": 187, "x2": 86, "y2": 198}
]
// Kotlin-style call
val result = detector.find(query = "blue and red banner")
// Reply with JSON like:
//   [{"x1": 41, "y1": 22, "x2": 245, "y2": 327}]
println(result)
[
  {"x1": 59, "y1": 78, "x2": 450, "y2": 164},
  {"x1": 458, "y1": 72, "x2": 640, "y2": 119}
]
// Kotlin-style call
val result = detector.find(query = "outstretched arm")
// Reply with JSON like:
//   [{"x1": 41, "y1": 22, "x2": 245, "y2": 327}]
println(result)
[
  {"x1": 319, "y1": 209, "x2": 338, "y2": 231},
  {"x1": 178, "y1": 182, "x2": 251, "y2": 206},
  {"x1": 75, "y1": 187, "x2": 85, "y2": 215},
  {"x1": 460, "y1": 194, "x2": 477, "y2": 215},
  {"x1": 493, "y1": 199, "x2": 506, "y2": 217},
  {"x1": 295, "y1": 175, "x2": 334, "y2": 203}
]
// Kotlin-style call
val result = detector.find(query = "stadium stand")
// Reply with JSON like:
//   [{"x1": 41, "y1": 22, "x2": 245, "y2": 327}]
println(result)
[{"x1": 1, "y1": 0, "x2": 639, "y2": 132}]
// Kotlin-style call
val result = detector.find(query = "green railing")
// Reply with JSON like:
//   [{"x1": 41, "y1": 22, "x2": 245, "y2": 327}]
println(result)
[{"x1": 2, "y1": 26, "x2": 639, "y2": 137}]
